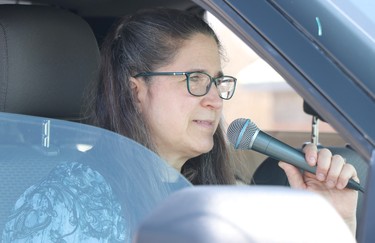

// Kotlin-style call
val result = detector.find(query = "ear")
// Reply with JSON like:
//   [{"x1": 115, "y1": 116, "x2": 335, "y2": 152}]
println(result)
[{"x1": 130, "y1": 77, "x2": 148, "y2": 112}]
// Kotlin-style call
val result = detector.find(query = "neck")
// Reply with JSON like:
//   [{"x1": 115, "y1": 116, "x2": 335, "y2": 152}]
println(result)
[
  {"x1": 154, "y1": 144, "x2": 196, "y2": 172},
  {"x1": 163, "y1": 155, "x2": 186, "y2": 172}
]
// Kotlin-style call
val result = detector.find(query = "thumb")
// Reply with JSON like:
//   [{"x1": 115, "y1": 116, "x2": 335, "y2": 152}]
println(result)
[{"x1": 278, "y1": 161, "x2": 307, "y2": 190}]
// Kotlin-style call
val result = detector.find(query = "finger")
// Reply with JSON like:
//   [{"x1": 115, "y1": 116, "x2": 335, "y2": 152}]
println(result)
[
  {"x1": 337, "y1": 163, "x2": 359, "y2": 190},
  {"x1": 325, "y1": 154, "x2": 345, "y2": 189},
  {"x1": 303, "y1": 143, "x2": 318, "y2": 166},
  {"x1": 278, "y1": 161, "x2": 307, "y2": 190},
  {"x1": 315, "y1": 148, "x2": 332, "y2": 182}
]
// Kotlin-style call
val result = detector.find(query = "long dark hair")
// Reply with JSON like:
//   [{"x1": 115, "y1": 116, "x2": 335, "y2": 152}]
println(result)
[{"x1": 89, "y1": 8, "x2": 236, "y2": 185}]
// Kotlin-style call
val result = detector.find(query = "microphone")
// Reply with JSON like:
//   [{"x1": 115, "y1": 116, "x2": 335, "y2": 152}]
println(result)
[{"x1": 227, "y1": 118, "x2": 364, "y2": 193}]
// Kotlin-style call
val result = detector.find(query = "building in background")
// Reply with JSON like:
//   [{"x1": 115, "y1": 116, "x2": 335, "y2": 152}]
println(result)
[{"x1": 206, "y1": 12, "x2": 335, "y2": 133}]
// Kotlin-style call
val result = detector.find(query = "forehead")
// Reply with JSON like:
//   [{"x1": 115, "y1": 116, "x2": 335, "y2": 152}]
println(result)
[{"x1": 159, "y1": 33, "x2": 222, "y2": 75}]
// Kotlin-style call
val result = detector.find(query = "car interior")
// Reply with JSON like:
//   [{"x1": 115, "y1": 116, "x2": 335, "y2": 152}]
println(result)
[
  {"x1": 0, "y1": 0, "x2": 371, "y2": 242},
  {"x1": 1, "y1": 5, "x2": 192, "y2": 242},
  {"x1": 1, "y1": 1, "x2": 365, "y2": 175},
  {"x1": 0, "y1": 3, "x2": 101, "y2": 234},
  {"x1": 0, "y1": 4, "x2": 100, "y2": 121}
]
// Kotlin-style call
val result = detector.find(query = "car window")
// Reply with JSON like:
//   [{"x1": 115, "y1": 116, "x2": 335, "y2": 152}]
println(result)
[
  {"x1": 0, "y1": 112, "x2": 191, "y2": 242},
  {"x1": 332, "y1": 0, "x2": 375, "y2": 36},
  {"x1": 206, "y1": 12, "x2": 337, "y2": 134},
  {"x1": 204, "y1": 11, "x2": 350, "y2": 183},
  {"x1": 271, "y1": 0, "x2": 375, "y2": 97},
  {"x1": 199, "y1": 0, "x2": 374, "y2": 154}
]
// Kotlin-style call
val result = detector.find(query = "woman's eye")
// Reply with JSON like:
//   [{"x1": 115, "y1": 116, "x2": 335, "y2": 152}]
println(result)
[
  {"x1": 190, "y1": 73, "x2": 208, "y2": 83},
  {"x1": 189, "y1": 75, "x2": 201, "y2": 82}
]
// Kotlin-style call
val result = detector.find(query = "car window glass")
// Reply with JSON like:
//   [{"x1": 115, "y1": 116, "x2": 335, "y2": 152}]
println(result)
[
  {"x1": 331, "y1": 0, "x2": 375, "y2": 40},
  {"x1": 0, "y1": 112, "x2": 191, "y2": 242},
  {"x1": 269, "y1": 0, "x2": 375, "y2": 96},
  {"x1": 205, "y1": 12, "x2": 336, "y2": 134}
]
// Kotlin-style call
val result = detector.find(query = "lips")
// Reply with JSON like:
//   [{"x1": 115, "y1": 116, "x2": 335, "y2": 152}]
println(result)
[
  {"x1": 194, "y1": 119, "x2": 212, "y2": 124},
  {"x1": 193, "y1": 119, "x2": 215, "y2": 128}
]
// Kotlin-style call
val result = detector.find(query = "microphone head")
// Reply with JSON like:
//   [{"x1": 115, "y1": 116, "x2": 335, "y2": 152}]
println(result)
[{"x1": 227, "y1": 118, "x2": 259, "y2": 149}]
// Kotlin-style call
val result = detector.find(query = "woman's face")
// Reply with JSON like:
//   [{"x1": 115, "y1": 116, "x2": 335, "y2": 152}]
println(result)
[{"x1": 133, "y1": 33, "x2": 223, "y2": 170}]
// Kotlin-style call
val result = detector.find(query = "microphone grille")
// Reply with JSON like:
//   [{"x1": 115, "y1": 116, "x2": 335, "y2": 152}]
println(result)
[{"x1": 227, "y1": 118, "x2": 259, "y2": 149}]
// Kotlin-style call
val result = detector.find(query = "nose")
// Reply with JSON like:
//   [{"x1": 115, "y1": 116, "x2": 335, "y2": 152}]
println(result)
[{"x1": 200, "y1": 83, "x2": 223, "y2": 110}]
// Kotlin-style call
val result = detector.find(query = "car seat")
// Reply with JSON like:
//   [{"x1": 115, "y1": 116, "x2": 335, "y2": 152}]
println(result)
[
  {"x1": 0, "y1": 7, "x2": 192, "y2": 242},
  {"x1": 0, "y1": 4, "x2": 100, "y2": 121},
  {"x1": 0, "y1": 3, "x2": 101, "y2": 239}
]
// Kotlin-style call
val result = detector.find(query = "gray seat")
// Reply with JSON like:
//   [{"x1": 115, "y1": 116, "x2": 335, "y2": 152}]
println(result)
[
  {"x1": 0, "y1": 8, "x2": 192, "y2": 242},
  {"x1": 0, "y1": 3, "x2": 100, "y2": 237},
  {"x1": 0, "y1": 4, "x2": 100, "y2": 121}
]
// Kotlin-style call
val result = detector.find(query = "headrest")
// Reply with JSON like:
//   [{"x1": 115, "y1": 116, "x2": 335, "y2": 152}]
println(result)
[{"x1": 0, "y1": 4, "x2": 100, "y2": 121}]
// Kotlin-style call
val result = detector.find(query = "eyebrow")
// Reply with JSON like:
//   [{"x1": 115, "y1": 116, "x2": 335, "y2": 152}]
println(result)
[
  {"x1": 189, "y1": 69, "x2": 224, "y2": 78},
  {"x1": 216, "y1": 71, "x2": 224, "y2": 77}
]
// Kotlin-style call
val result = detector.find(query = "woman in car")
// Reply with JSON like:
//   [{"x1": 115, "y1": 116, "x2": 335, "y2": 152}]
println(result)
[{"x1": 89, "y1": 8, "x2": 359, "y2": 234}]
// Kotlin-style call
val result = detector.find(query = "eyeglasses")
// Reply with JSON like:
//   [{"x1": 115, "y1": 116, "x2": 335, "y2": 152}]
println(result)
[{"x1": 133, "y1": 71, "x2": 237, "y2": 100}]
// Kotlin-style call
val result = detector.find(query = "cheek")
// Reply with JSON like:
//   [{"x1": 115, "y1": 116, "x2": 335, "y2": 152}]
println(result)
[
  {"x1": 141, "y1": 81, "x2": 198, "y2": 133},
  {"x1": 153, "y1": 98, "x2": 189, "y2": 125},
  {"x1": 150, "y1": 99, "x2": 194, "y2": 140},
  {"x1": 142, "y1": 90, "x2": 183, "y2": 125}
]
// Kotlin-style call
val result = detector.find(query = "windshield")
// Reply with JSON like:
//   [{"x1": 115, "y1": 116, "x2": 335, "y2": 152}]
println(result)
[
  {"x1": 271, "y1": 0, "x2": 375, "y2": 97},
  {"x1": 330, "y1": 0, "x2": 375, "y2": 42},
  {"x1": 0, "y1": 112, "x2": 191, "y2": 242},
  {"x1": 331, "y1": 0, "x2": 375, "y2": 43}
]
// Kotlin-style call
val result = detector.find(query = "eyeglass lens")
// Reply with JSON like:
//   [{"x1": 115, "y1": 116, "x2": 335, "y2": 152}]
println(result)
[{"x1": 187, "y1": 72, "x2": 235, "y2": 99}]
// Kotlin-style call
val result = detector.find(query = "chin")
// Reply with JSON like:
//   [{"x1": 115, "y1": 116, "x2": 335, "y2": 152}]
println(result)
[{"x1": 195, "y1": 142, "x2": 214, "y2": 155}]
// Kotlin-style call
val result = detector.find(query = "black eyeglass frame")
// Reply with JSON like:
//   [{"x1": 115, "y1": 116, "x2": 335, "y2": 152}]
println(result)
[{"x1": 133, "y1": 71, "x2": 237, "y2": 100}]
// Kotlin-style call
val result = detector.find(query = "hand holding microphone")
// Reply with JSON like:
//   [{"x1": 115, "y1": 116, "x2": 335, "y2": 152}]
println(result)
[{"x1": 227, "y1": 118, "x2": 364, "y2": 192}]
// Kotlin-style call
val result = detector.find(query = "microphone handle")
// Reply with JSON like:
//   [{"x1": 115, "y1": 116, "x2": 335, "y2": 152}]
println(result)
[{"x1": 252, "y1": 131, "x2": 364, "y2": 193}]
